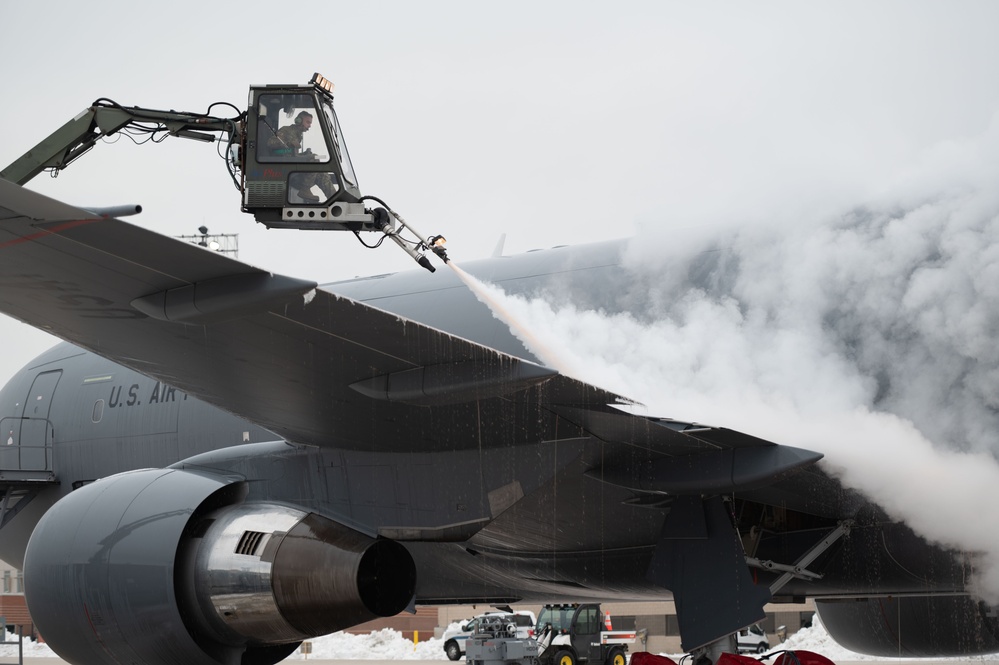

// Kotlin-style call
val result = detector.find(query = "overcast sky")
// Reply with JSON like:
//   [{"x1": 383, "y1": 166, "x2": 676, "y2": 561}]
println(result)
[{"x1": 3, "y1": 0, "x2": 999, "y2": 384}]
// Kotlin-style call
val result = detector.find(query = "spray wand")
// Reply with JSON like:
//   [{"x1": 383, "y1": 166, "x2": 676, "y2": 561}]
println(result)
[{"x1": 359, "y1": 196, "x2": 449, "y2": 272}]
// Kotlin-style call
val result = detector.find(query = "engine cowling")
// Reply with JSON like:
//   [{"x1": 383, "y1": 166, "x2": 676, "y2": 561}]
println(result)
[
  {"x1": 24, "y1": 468, "x2": 416, "y2": 665},
  {"x1": 816, "y1": 596, "x2": 999, "y2": 656}
]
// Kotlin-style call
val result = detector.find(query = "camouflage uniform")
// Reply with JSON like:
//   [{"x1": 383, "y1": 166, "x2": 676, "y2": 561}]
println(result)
[
  {"x1": 267, "y1": 124, "x2": 305, "y2": 156},
  {"x1": 267, "y1": 123, "x2": 337, "y2": 201}
]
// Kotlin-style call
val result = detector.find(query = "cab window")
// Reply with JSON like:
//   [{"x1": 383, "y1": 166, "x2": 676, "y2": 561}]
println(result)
[
  {"x1": 576, "y1": 607, "x2": 600, "y2": 634},
  {"x1": 256, "y1": 93, "x2": 331, "y2": 164}
]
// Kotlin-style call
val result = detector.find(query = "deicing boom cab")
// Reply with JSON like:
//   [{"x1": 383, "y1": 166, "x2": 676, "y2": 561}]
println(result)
[
  {"x1": 0, "y1": 73, "x2": 450, "y2": 272},
  {"x1": 243, "y1": 74, "x2": 449, "y2": 271}
]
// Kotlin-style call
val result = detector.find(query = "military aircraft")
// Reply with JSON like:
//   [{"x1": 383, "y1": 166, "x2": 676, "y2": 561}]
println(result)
[{"x1": 1, "y1": 171, "x2": 998, "y2": 662}]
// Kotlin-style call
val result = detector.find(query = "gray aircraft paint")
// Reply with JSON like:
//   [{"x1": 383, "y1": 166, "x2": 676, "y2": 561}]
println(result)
[{"x1": 1, "y1": 178, "x2": 996, "y2": 662}]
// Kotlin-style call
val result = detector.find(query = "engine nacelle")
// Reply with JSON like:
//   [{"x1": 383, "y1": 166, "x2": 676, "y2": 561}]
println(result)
[
  {"x1": 816, "y1": 596, "x2": 999, "y2": 656},
  {"x1": 24, "y1": 468, "x2": 416, "y2": 665},
  {"x1": 179, "y1": 502, "x2": 416, "y2": 647}
]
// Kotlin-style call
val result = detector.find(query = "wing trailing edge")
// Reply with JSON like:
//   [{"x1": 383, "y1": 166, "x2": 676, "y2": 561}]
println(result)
[{"x1": 589, "y1": 443, "x2": 823, "y2": 494}]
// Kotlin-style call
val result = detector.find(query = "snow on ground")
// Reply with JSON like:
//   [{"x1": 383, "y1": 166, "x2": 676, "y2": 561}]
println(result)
[
  {"x1": 284, "y1": 626, "x2": 451, "y2": 660},
  {"x1": 0, "y1": 636, "x2": 58, "y2": 659},
  {"x1": 0, "y1": 625, "x2": 457, "y2": 661},
  {"x1": 733, "y1": 615, "x2": 999, "y2": 663},
  {"x1": 762, "y1": 618, "x2": 877, "y2": 662},
  {"x1": 4, "y1": 617, "x2": 999, "y2": 661}
]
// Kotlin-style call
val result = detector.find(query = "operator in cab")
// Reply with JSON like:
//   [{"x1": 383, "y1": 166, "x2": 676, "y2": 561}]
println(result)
[{"x1": 267, "y1": 110, "x2": 336, "y2": 203}]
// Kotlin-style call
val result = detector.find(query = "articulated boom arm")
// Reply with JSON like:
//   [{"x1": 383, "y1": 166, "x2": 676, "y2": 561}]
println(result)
[
  {"x1": 0, "y1": 99, "x2": 243, "y2": 187},
  {"x1": 1, "y1": 74, "x2": 451, "y2": 272}
]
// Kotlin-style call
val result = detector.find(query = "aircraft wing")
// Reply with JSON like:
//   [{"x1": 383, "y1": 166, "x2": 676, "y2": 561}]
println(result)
[
  {"x1": 0, "y1": 179, "x2": 594, "y2": 449},
  {"x1": 0, "y1": 179, "x2": 827, "y2": 651},
  {"x1": 0, "y1": 178, "x2": 802, "y2": 462}
]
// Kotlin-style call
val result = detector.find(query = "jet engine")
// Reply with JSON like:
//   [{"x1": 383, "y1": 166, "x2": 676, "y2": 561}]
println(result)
[
  {"x1": 816, "y1": 596, "x2": 999, "y2": 656},
  {"x1": 23, "y1": 468, "x2": 416, "y2": 665}
]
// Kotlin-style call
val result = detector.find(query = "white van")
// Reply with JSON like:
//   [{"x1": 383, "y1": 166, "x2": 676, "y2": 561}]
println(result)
[
  {"x1": 442, "y1": 610, "x2": 537, "y2": 661},
  {"x1": 737, "y1": 624, "x2": 770, "y2": 654}
]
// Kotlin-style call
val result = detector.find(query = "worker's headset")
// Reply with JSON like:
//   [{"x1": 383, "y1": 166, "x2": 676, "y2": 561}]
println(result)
[{"x1": 294, "y1": 111, "x2": 312, "y2": 125}]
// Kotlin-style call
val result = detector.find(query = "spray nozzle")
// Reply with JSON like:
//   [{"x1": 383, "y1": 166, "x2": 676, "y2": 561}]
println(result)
[
  {"x1": 428, "y1": 235, "x2": 449, "y2": 263},
  {"x1": 417, "y1": 254, "x2": 436, "y2": 272}
]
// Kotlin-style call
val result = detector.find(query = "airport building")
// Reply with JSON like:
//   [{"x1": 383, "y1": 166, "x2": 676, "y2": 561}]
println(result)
[{"x1": 0, "y1": 559, "x2": 31, "y2": 639}]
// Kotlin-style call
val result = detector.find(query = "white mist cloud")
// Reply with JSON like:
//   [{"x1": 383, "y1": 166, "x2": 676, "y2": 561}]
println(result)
[{"x1": 465, "y1": 116, "x2": 999, "y2": 602}]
